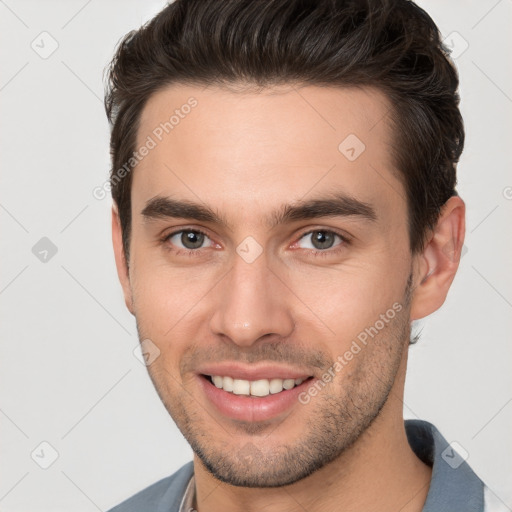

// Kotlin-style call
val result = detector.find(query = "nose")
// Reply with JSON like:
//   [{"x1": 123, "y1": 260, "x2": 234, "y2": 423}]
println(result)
[{"x1": 209, "y1": 251, "x2": 295, "y2": 347}]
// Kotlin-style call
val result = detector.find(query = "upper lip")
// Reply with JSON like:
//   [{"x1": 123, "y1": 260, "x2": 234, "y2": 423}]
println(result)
[{"x1": 196, "y1": 362, "x2": 313, "y2": 381}]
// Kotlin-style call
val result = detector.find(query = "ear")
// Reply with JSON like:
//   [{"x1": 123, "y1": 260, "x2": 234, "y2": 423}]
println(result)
[
  {"x1": 112, "y1": 203, "x2": 134, "y2": 315},
  {"x1": 410, "y1": 196, "x2": 466, "y2": 321}
]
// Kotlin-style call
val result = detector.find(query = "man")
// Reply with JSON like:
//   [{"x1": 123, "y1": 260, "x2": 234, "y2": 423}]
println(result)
[{"x1": 104, "y1": 1, "x2": 497, "y2": 510}]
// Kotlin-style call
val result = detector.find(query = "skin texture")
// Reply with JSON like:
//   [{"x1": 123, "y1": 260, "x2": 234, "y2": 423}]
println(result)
[{"x1": 112, "y1": 83, "x2": 465, "y2": 512}]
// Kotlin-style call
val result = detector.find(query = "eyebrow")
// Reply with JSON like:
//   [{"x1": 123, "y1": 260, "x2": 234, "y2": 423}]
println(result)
[{"x1": 141, "y1": 193, "x2": 377, "y2": 229}]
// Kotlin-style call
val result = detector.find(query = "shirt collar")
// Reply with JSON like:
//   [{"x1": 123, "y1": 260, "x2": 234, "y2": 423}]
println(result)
[
  {"x1": 405, "y1": 419, "x2": 484, "y2": 511},
  {"x1": 178, "y1": 472, "x2": 196, "y2": 512}
]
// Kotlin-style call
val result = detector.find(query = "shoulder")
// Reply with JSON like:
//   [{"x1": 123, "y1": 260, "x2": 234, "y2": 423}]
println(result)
[{"x1": 107, "y1": 461, "x2": 194, "y2": 512}]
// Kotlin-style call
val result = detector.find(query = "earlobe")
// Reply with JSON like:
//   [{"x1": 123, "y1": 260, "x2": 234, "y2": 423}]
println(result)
[
  {"x1": 410, "y1": 196, "x2": 466, "y2": 321},
  {"x1": 111, "y1": 204, "x2": 135, "y2": 315}
]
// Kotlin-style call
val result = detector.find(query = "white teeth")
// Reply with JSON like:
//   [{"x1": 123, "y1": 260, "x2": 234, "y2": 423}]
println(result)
[
  {"x1": 209, "y1": 375, "x2": 308, "y2": 397},
  {"x1": 250, "y1": 379, "x2": 270, "y2": 397},
  {"x1": 212, "y1": 375, "x2": 223, "y2": 388},
  {"x1": 223, "y1": 376, "x2": 234, "y2": 392},
  {"x1": 232, "y1": 378, "x2": 250, "y2": 395},
  {"x1": 269, "y1": 378, "x2": 284, "y2": 394},
  {"x1": 282, "y1": 379, "x2": 295, "y2": 390}
]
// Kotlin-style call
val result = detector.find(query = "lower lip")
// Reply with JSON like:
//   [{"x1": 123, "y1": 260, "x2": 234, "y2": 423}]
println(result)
[{"x1": 198, "y1": 375, "x2": 314, "y2": 422}]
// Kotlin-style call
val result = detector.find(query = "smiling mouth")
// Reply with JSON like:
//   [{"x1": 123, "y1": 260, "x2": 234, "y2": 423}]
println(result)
[{"x1": 201, "y1": 374, "x2": 314, "y2": 397}]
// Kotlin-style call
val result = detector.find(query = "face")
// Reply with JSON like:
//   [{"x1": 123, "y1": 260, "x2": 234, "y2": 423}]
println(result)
[{"x1": 117, "y1": 83, "x2": 419, "y2": 487}]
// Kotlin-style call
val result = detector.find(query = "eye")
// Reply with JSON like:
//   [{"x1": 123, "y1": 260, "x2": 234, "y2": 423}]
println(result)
[
  {"x1": 165, "y1": 229, "x2": 215, "y2": 251},
  {"x1": 296, "y1": 230, "x2": 344, "y2": 251}
]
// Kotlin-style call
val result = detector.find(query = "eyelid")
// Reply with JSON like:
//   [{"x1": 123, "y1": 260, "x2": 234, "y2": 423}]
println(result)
[{"x1": 162, "y1": 224, "x2": 212, "y2": 238}]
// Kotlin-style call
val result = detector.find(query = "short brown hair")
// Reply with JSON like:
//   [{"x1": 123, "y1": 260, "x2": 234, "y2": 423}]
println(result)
[{"x1": 104, "y1": 0, "x2": 464, "y2": 262}]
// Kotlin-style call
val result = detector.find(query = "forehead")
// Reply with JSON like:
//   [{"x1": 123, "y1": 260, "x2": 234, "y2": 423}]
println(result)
[{"x1": 133, "y1": 83, "x2": 404, "y2": 226}]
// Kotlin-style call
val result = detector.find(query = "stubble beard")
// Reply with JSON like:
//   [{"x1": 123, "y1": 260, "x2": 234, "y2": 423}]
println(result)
[{"x1": 140, "y1": 279, "x2": 412, "y2": 488}]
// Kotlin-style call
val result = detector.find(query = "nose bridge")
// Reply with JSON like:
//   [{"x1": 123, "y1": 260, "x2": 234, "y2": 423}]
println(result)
[{"x1": 209, "y1": 248, "x2": 294, "y2": 346}]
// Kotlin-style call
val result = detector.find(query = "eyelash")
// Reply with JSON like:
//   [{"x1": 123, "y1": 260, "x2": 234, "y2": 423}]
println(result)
[{"x1": 160, "y1": 228, "x2": 350, "y2": 258}]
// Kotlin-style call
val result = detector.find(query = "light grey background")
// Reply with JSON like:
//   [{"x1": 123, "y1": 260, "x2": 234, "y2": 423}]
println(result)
[{"x1": 1, "y1": 1, "x2": 511, "y2": 510}]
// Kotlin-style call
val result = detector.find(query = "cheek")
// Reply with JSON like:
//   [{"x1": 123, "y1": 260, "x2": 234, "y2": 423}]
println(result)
[
  {"x1": 131, "y1": 227, "x2": 221, "y2": 282},
  {"x1": 286, "y1": 254, "x2": 406, "y2": 332},
  {"x1": 130, "y1": 261, "x2": 205, "y2": 337}
]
